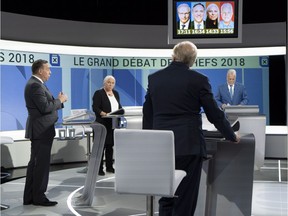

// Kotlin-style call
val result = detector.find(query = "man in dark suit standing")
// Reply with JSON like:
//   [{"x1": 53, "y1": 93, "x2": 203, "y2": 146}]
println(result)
[
  {"x1": 23, "y1": 59, "x2": 68, "y2": 206},
  {"x1": 142, "y1": 41, "x2": 239, "y2": 216},
  {"x1": 215, "y1": 69, "x2": 249, "y2": 109}
]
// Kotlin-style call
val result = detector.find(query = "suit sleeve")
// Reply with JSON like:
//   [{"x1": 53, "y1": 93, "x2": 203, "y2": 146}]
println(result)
[
  {"x1": 31, "y1": 82, "x2": 62, "y2": 114},
  {"x1": 113, "y1": 90, "x2": 122, "y2": 109},
  {"x1": 240, "y1": 85, "x2": 249, "y2": 105},
  {"x1": 92, "y1": 90, "x2": 103, "y2": 116},
  {"x1": 214, "y1": 86, "x2": 223, "y2": 107},
  {"x1": 200, "y1": 77, "x2": 237, "y2": 142},
  {"x1": 142, "y1": 76, "x2": 153, "y2": 129}
]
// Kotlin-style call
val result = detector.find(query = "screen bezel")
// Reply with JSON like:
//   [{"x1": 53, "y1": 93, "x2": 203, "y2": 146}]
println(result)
[{"x1": 168, "y1": 0, "x2": 243, "y2": 44}]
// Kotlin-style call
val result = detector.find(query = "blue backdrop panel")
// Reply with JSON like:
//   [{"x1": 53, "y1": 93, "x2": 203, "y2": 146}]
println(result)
[
  {"x1": 113, "y1": 69, "x2": 145, "y2": 106},
  {"x1": 0, "y1": 65, "x2": 63, "y2": 131},
  {"x1": 71, "y1": 68, "x2": 90, "y2": 109},
  {"x1": 0, "y1": 56, "x2": 270, "y2": 131}
]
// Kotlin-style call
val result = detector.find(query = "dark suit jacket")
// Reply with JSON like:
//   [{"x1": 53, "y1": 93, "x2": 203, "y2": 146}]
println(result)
[
  {"x1": 92, "y1": 88, "x2": 122, "y2": 128},
  {"x1": 191, "y1": 21, "x2": 206, "y2": 29},
  {"x1": 24, "y1": 76, "x2": 63, "y2": 139},
  {"x1": 142, "y1": 61, "x2": 236, "y2": 157},
  {"x1": 177, "y1": 21, "x2": 192, "y2": 29},
  {"x1": 215, "y1": 82, "x2": 249, "y2": 107}
]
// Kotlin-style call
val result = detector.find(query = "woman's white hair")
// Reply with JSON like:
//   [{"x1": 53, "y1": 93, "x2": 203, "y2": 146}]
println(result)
[{"x1": 103, "y1": 75, "x2": 115, "y2": 85}]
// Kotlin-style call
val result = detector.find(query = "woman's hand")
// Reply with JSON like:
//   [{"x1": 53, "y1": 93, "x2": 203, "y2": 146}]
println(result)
[{"x1": 100, "y1": 111, "x2": 107, "y2": 116}]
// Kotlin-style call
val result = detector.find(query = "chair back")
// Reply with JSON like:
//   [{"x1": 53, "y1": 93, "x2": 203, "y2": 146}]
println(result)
[{"x1": 114, "y1": 129, "x2": 186, "y2": 197}]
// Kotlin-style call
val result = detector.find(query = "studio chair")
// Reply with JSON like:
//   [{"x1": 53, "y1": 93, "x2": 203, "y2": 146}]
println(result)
[
  {"x1": 0, "y1": 136, "x2": 14, "y2": 210},
  {"x1": 114, "y1": 129, "x2": 187, "y2": 216}
]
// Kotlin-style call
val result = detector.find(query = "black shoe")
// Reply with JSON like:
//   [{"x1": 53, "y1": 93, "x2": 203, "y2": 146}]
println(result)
[
  {"x1": 33, "y1": 199, "x2": 58, "y2": 206},
  {"x1": 98, "y1": 170, "x2": 105, "y2": 176},
  {"x1": 106, "y1": 167, "x2": 115, "y2": 173}
]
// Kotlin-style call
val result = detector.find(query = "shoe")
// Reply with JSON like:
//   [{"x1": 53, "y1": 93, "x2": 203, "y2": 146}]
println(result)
[
  {"x1": 33, "y1": 198, "x2": 58, "y2": 206},
  {"x1": 106, "y1": 167, "x2": 115, "y2": 173},
  {"x1": 98, "y1": 170, "x2": 105, "y2": 176}
]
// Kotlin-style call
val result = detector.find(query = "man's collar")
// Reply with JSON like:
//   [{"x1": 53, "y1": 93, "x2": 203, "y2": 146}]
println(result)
[{"x1": 32, "y1": 75, "x2": 44, "y2": 83}]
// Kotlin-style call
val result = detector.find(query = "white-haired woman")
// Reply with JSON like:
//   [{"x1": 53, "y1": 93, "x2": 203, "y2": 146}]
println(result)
[
  {"x1": 92, "y1": 75, "x2": 122, "y2": 176},
  {"x1": 205, "y1": 3, "x2": 220, "y2": 29}
]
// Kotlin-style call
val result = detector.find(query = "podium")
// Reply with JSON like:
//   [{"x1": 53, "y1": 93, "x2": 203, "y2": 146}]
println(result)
[
  {"x1": 195, "y1": 133, "x2": 256, "y2": 216},
  {"x1": 224, "y1": 105, "x2": 266, "y2": 170}
]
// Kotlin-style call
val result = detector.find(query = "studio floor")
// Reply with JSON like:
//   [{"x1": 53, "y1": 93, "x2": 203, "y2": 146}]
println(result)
[{"x1": 0, "y1": 159, "x2": 287, "y2": 216}]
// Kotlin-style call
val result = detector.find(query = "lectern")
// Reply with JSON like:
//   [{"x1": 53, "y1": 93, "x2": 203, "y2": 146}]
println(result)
[
  {"x1": 224, "y1": 105, "x2": 266, "y2": 169},
  {"x1": 195, "y1": 133, "x2": 255, "y2": 216}
]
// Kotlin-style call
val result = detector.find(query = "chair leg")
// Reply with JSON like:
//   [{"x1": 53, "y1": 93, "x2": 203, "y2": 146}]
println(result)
[
  {"x1": 146, "y1": 195, "x2": 155, "y2": 216},
  {"x1": 1, "y1": 203, "x2": 10, "y2": 210}
]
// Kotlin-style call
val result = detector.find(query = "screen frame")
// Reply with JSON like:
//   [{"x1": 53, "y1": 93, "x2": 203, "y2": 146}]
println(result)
[{"x1": 168, "y1": 0, "x2": 243, "y2": 44}]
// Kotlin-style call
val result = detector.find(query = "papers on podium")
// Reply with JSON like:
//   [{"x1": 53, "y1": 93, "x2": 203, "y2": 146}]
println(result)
[
  {"x1": 63, "y1": 109, "x2": 96, "y2": 124},
  {"x1": 106, "y1": 108, "x2": 125, "y2": 116}
]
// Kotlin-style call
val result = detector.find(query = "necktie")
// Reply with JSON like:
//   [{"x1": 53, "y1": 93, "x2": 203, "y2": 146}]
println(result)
[
  {"x1": 229, "y1": 85, "x2": 233, "y2": 98},
  {"x1": 197, "y1": 24, "x2": 201, "y2": 29},
  {"x1": 182, "y1": 24, "x2": 185, "y2": 29}
]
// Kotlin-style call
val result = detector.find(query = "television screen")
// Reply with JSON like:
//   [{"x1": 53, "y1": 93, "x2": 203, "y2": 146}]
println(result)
[{"x1": 168, "y1": 0, "x2": 242, "y2": 44}]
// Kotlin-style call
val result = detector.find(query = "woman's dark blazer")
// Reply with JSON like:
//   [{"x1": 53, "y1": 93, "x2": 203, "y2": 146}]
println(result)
[{"x1": 92, "y1": 88, "x2": 122, "y2": 129}]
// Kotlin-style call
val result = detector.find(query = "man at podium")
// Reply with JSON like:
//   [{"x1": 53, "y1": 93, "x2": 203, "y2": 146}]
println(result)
[{"x1": 215, "y1": 69, "x2": 249, "y2": 109}]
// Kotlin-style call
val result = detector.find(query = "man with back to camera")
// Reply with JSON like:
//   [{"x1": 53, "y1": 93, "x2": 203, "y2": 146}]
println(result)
[
  {"x1": 215, "y1": 69, "x2": 249, "y2": 110},
  {"x1": 191, "y1": 3, "x2": 206, "y2": 29},
  {"x1": 142, "y1": 41, "x2": 240, "y2": 216},
  {"x1": 23, "y1": 59, "x2": 68, "y2": 206},
  {"x1": 177, "y1": 3, "x2": 192, "y2": 30}
]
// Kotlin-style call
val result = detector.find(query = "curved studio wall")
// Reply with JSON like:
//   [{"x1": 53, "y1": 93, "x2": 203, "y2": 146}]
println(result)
[
  {"x1": 0, "y1": 12, "x2": 287, "y2": 168},
  {"x1": 1, "y1": 12, "x2": 287, "y2": 124}
]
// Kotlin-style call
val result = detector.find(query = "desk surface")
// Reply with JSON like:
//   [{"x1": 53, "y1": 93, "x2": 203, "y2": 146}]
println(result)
[{"x1": 265, "y1": 126, "x2": 288, "y2": 134}]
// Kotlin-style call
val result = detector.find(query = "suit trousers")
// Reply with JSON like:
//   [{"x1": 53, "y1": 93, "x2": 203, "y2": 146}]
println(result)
[
  {"x1": 158, "y1": 155, "x2": 203, "y2": 216},
  {"x1": 23, "y1": 137, "x2": 54, "y2": 203}
]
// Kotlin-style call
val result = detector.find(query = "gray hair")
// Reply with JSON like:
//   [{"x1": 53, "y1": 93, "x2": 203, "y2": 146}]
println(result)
[
  {"x1": 172, "y1": 41, "x2": 198, "y2": 67},
  {"x1": 227, "y1": 69, "x2": 237, "y2": 77},
  {"x1": 103, "y1": 75, "x2": 116, "y2": 85},
  {"x1": 206, "y1": 3, "x2": 220, "y2": 16},
  {"x1": 221, "y1": 3, "x2": 233, "y2": 14},
  {"x1": 177, "y1": 3, "x2": 191, "y2": 12}
]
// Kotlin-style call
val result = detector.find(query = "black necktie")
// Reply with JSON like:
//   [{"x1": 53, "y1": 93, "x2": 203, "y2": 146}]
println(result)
[{"x1": 182, "y1": 24, "x2": 185, "y2": 29}]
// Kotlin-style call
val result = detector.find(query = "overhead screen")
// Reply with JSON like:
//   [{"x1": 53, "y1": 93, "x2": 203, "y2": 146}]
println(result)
[{"x1": 168, "y1": 0, "x2": 243, "y2": 44}]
